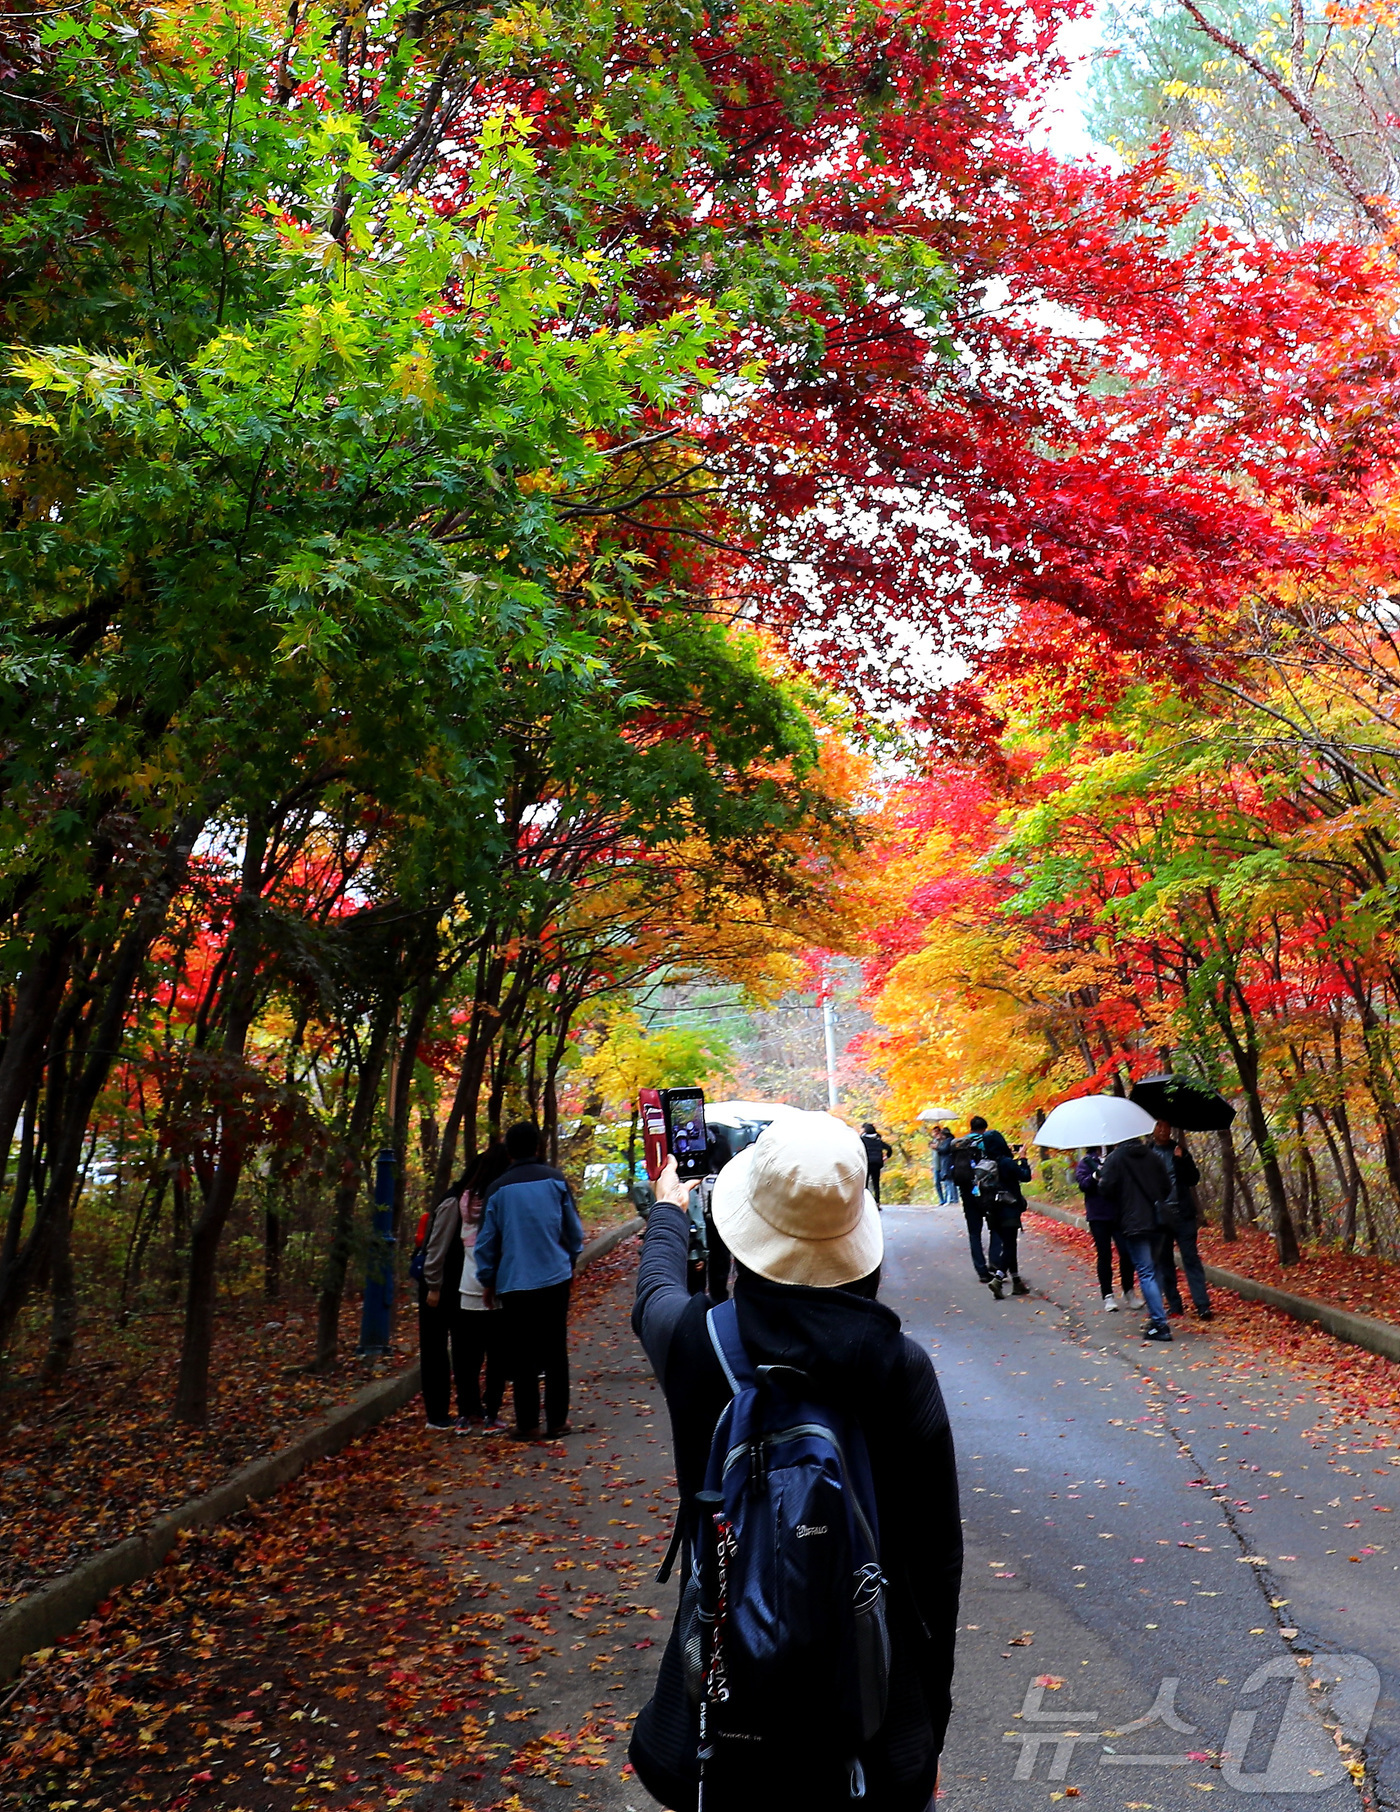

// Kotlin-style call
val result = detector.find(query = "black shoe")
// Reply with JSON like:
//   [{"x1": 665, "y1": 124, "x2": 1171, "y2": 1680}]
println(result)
[
  {"x1": 1166, "y1": 1305, "x2": 1184, "y2": 1319},
  {"x1": 1011, "y1": 1275, "x2": 1030, "y2": 1296},
  {"x1": 988, "y1": 1274, "x2": 1005, "y2": 1300},
  {"x1": 1196, "y1": 1307, "x2": 1214, "y2": 1321},
  {"x1": 1143, "y1": 1325, "x2": 1173, "y2": 1343},
  {"x1": 976, "y1": 1270, "x2": 993, "y2": 1283}
]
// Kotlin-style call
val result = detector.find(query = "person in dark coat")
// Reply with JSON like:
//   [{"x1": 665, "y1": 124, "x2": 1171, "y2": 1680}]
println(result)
[
  {"x1": 1096, "y1": 1136, "x2": 1176, "y2": 1341},
  {"x1": 1149, "y1": 1122, "x2": 1213, "y2": 1320},
  {"x1": 861, "y1": 1122, "x2": 893, "y2": 1204},
  {"x1": 630, "y1": 1110, "x2": 962, "y2": 1812},
  {"x1": 1075, "y1": 1147, "x2": 1135, "y2": 1312},
  {"x1": 979, "y1": 1131, "x2": 1033, "y2": 1299},
  {"x1": 931, "y1": 1126, "x2": 957, "y2": 1205}
]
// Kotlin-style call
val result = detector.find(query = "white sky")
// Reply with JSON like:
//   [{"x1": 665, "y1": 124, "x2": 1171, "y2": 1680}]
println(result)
[{"x1": 1031, "y1": 7, "x2": 1120, "y2": 166}]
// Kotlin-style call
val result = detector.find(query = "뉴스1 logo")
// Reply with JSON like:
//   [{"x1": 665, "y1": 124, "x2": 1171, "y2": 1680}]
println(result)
[{"x1": 795, "y1": 1523, "x2": 829, "y2": 1538}]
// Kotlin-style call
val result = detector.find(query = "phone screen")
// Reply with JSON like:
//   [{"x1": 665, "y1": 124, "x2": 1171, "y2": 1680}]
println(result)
[{"x1": 663, "y1": 1089, "x2": 709, "y2": 1178}]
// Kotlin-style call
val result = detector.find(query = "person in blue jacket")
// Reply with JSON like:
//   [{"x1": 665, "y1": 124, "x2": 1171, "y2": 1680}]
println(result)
[{"x1": 475, "y1": 1120, "x2": 585, "y2": 1441}]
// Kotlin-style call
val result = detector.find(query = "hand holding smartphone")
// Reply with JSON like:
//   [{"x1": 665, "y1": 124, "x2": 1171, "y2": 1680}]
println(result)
[{"x1": 637, "y1": 1086, "x2": 710, "y2": 1181}]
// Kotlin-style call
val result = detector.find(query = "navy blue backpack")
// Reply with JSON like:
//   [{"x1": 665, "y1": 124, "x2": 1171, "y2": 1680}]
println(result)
[{"x1": 679, "y1": 1299, "x2": 890, "y2": 1803}]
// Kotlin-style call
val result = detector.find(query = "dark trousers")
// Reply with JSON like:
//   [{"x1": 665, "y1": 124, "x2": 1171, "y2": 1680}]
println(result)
[
  {"x1": 418, "y1": 1285, "x2": 473, "y2": 1424},
  {"x1": 868, "y1": 1166, "x2": 883, "y2": 1205},
  {"x1": 1155, "y1": 1221, "x2": 1211, "y2": 1313},
  {"x1": 960, "y1": 1186, "x2": 1004, "y2": 1276},
  {"x1": 501, "y1": 1279, "x2": 571, "y2": 1434},
  {"x1": 1089, "y1": 1220, "x2": 1135, "y2": 1296},
  {"x1": 458, "y1": 1308, "x2": 507, "y2": 1420}
]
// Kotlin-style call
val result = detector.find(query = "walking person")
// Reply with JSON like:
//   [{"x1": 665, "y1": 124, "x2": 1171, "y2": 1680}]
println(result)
[
  {"x1": 1075, "y1": 1146, "x2": 1135, "y2": 1313},
  {"x1": 861, "y1": 1121, "x2": 893, "y2": 1204},
  {"x1": 982, "y1": 1135, "x2": 1033, "y2": 1299},
  {"x1": 474, "y1": 1120, "x2": 584, "y2": 1442},
  {"x1": 419, "y1": 1172, "x2": 472, "y2": 1432},
  {"x1": 456, "y1": 1141, "x2": 512, "y2": 1433},
  {"x1": 932, "y1": 1124, "x2": 958, "y2": 1205},
  {"x1": 1150, "y1": 1121, "x2": 1213, "y2": 1320},
  {"x1": 630, "y1": 1111, "x2": 962, "y2": 1812},
  {"x1": 951, "y1": 1115, "x2": 993, "y2": 1280},
  {"x1": 1097, "y1": 1134, "x2": 1177, "y2": 1342}
]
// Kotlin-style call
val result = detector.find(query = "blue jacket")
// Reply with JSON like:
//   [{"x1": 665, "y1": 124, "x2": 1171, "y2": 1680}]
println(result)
[{"x1": 475, "y1": 1160, "x2": 584, "y2": 1295}]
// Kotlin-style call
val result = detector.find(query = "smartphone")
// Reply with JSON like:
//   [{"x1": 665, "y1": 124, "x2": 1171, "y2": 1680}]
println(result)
[{"x1": 663, "y1": 1087, "x2": 710, "y2": 1180}]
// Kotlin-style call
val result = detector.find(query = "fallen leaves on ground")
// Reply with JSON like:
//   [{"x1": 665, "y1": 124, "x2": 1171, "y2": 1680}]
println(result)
[
  {"x1": 1, "y1": 1238, "x2": 653, "y2": 1811},
  {"x1": 0, "y1": 1290, "x2": 405, "y2": 1610}
]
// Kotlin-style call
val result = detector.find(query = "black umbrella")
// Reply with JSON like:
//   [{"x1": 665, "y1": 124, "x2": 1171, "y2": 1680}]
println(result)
[{"x1": 1129, "y1": 1072, "x2": 1237, "y2": 1132}]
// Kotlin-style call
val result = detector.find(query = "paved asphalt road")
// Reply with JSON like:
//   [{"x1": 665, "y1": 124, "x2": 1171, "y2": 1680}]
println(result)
[
  {"x1": 420, "y1": 1207, "x2": 1398, "y2": 1812},
  {"x1": 887, "y1": 1203, "x2": 1397, "y2": 1812}
]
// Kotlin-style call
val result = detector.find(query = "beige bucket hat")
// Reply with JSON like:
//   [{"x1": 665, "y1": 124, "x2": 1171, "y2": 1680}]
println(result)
[{"x1": 710, "y1": 1110, "x2": 883, "y2": 1287}]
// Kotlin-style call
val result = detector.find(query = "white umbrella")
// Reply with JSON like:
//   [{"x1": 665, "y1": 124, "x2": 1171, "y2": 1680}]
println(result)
[
  {"x1": 1034, "y1": 1095, "x2": 1156, "y2": 1149},
  {"x1": 917, "y1": 1106, "x2": 960, "y2": 1122}
]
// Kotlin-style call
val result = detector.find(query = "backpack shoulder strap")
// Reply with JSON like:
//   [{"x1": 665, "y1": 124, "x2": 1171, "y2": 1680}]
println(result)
[
  {"x1": 706, "y1": 1298, "x2": 755, "y2": 1393},
  {"x1": 656, "y1": 1302, "x2": 752, "y2": 1587}
]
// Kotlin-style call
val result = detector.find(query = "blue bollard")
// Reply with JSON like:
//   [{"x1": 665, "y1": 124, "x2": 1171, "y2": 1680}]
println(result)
[{"x1": 357, "y1": 1147, "x2": 397, "y2": 1356}]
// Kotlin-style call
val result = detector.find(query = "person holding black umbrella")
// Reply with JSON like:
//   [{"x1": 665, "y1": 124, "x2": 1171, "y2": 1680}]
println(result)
[
  {"x1": 1151, "y1": 1121, "x2": 1213, "y2": 1321},
  {"x1": 1096, "y1": 1136, "x2": 1175, "y2": 1342}
]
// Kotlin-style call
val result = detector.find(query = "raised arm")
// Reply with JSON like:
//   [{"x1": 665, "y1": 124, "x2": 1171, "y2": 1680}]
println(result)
[{"x1": 631, "y1": 1160, "x2": 696, "y2": 1380}]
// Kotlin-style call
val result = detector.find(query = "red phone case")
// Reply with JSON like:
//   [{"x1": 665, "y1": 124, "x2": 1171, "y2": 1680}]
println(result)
[{"x1": 638, "y1": 1088, "x2": 668, "y2": 1182}]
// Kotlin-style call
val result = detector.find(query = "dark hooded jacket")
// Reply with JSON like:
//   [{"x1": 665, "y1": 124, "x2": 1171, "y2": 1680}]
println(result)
[
  {"x1": 1097, "y1": 1140, "x2": 1174, "y2": 1237},
  {"x1": 976, "y1": 1130, "x2": 1032, "y2": 1217},
  {"x1": 629, "y1": 1203, "x2": 962, "y2": 1812}
]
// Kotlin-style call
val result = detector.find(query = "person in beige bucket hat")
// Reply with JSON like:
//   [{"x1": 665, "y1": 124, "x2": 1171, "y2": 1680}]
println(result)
[
  {"x1": 628, "y1": 1107, "x2": 962, "y2": 1812},
  {"x1": 710, "y1": 1109, "x2": 883, "y2": 1287}
]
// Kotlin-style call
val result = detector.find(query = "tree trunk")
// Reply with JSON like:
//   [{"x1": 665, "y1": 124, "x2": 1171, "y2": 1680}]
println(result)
[
  {"x1": 0, "y1": 814, "x2": 200, "y2": 1352},
  {"x1": 313, "y1": 996, "x2": 396, "y2": 1372},
  {"x1": 120, "y1": 1171, "x2": 168, "y2": 1323},
  {"x1": 389, "y1": 987, "x2": 431, "y2": 1239},
  {"x1": 1211, "y1": 995, "x2": 1299, "y2": 1263},
  {"x1": 40, "y1": 1189, "x2": 77, "y2": 1383},
  {"x1": 172, "y1": 813, "x2": 268, "y2": 1424},
  {"x1": 432, "y1": 945, "x2": 505, "y2": 1202},
  {"x1": 174, "y1": 1149, "x2": 245, "y2": 1423},
  {"x1": 264, "y1": 1196, "x2": 285, "y2": 1300},
  {"x1": 1215, "y1": 1126, "x2": 1237, "y2": 1240}
]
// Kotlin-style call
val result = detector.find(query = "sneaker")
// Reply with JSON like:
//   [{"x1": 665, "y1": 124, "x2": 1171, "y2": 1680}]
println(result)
[
  {"x1": 988, "y1": 1274, "x2": 1005, "y2": 1300},
  {"x1": 976, "y1": 1270, "x2": 993, "y2": 1284},
  {"x1": 1011, "y1": 1275, "x2": 1030, "y2": 1296},
  {"x1": 455, "y1": 1417, "x2": 484, "y2": 1437},
  {"x1": 1122, "y1": 1290, "x2": 1140, "y2": 1311},
  {"x1": 477, "y1": 1417, "x2": 509, "y2": 1435},
  {"x1": 425, "y1": 1418, "x2": 454, "y2": 1431},
  {"x1": 1142, "y1": 1325, "x2": 1173, "y2": 1343},
  {"x1": 1103, "y1": 1294, "x2": 1119, "y2": 1312},
  {"x1": 1195, "y1": 1308, "x2": 1214, "y2": 1321}
]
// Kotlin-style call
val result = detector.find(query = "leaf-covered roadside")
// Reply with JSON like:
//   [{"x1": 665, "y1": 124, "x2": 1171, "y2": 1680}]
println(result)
[
  {"x1": 0, "y1": 1288, "x2": 407, "y2": 1613},
  {"x1": 1191, "y1": 1222, "x2": 1400, "y2": 1334},
  {"x1": 1, "y1": 1241, "x2": 660, "y2": 1811},
  {"x1": 1026, "y1": 1210, "x2": 1400, "y2": 1444}
]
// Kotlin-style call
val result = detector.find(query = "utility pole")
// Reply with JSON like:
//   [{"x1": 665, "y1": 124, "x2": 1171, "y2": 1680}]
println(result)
[{"x1": 822, "y1": 993, "x2": 839, "y2": 1112}]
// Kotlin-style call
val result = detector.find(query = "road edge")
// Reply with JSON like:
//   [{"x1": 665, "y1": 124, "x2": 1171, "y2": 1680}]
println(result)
[
  {"x1": 1025, "y1": 1198, "x2": 1400, "y2": 1365},
  {"x1": 0, "y1": 1215, "x2": 645, "y2": 1679}
]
